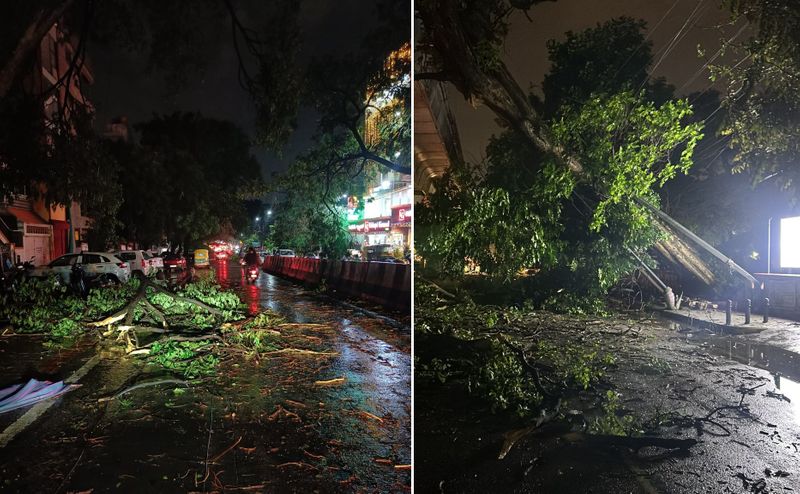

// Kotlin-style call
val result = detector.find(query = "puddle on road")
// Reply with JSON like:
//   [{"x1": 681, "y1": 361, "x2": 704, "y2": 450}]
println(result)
[{"x1": 670, "y1": 321, "x2": 800, "y2": 423}]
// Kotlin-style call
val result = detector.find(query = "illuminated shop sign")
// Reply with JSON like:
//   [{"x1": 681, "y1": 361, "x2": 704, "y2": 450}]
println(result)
[
  {"x1": 348, "y1": 218, "x2": 391, "y2": 233},
  {"x1": 347, "y1": 209, "x2": 363, "y2": 222},
  {"x1": 391, "y1": 204, "x2": 412, "y2": 227},
  {"x1": 346, "y1": 196, "x2": 364, "y2": 223}
]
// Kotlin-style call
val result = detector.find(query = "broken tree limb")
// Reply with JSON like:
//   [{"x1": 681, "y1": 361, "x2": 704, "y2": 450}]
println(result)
[
  {"x1": 142, "y1": 299, "x2": 168, "y2": 328},
  {"x1": 91, "y1": 278, "x2": 222, "y2": 332},
  {"x1": 417, "y1": 275, "x2": 458, "y2": 300},
  {"x1": 561, "y1": 432, "x2": 698, "y2": 451},
  {"x1": 497, "y1": 333, "x2": 551, "y2": 398},
  {"x1": 97, "y1": 378, "x2": 189, "y2": 402},
  {"x1": 314, "y1": 377, "x2": 346, "y2": 386},
  {"x1": 497, "y1": 398, "x2": 562, "y2": 460}
]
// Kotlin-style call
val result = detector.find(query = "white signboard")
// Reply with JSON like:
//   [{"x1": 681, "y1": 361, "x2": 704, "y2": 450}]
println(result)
[{"x1": 780, "y1": 216, "x2": 800, "y2": 268}]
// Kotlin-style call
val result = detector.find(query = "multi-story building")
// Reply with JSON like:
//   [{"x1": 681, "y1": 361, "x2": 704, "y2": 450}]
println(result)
[
  {"x1": 413, "y1": 51, "x2": 463, "y2": 200},
  {"x1": 0, "y1": 21, "x2": 94, "y2": 265},
  {"x1": 347, "y1": 43, "x2": 412, "y2": 254}
]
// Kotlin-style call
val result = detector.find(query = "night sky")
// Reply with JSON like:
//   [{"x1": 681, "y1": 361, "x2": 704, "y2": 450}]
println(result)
[
  {"x1": 450, "y1": 0, "x2": 734, "y2": 163},
  {"x1": 87, "y1": 0, "x2": 378, "y2": 181}
]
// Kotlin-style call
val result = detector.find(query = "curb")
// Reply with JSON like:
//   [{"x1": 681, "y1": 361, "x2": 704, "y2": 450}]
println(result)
[{"x1": 658, "y1": 309, "x2": 768, "y2": 335}]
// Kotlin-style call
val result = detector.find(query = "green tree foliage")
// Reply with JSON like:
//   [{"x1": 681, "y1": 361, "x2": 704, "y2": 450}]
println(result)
[
  {"x1": 270, "y1": 138, "x2": 373, "y2": 257},
  {"x1": 419, "y1": 92, "x2": 702, "y2": 299},
  {"x1": 418, "y1": 16, "x2": 703, "y2": 303},
  {"x1": 713, "y1": 0, "x2": 800, "y2": 194}
]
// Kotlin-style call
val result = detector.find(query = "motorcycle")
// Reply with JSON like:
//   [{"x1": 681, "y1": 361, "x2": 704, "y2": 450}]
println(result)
[
  {"x1": 1, "y1": 256, "x2": 35, "y2": 294},
  {"x1": 0, "y1": 266, "x2": 18, "y2": 295},
  {"x1": 69, "y1": 263, "x2": 114, "y2": 298},
  {"x1": 70, "y1": 263, "x2": 89, "y2": 298},
  {"x1": 245, "y1": 264, "x2": 259, "y2": 284}
]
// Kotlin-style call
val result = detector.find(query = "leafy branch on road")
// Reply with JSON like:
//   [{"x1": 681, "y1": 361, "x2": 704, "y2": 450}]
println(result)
[{"x1": 0, "y1": 274, "x2": 338, "y2": 378}]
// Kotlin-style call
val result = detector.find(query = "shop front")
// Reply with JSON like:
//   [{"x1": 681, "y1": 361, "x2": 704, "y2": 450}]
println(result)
[
  {"x1": 390, "y1": 204, "x2": 411, "y2": 250},
  {"x1": 348, "y1": 217, "x2": 393, "y2": 246}
]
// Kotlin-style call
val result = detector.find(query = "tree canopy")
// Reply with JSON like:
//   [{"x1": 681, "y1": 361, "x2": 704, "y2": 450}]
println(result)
[
  {"x1": 712, "y1": 0, "x2": 800, "y2": 195},
  {"x1": 117, "y1": 112, "x2": 263, "y2": 249},
  {"x1": 0, "y1": 0, "x2": 410, "y2": 251}
]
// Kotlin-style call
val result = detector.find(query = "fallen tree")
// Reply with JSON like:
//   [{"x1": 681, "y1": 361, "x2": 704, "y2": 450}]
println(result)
[
  {"x1": 416, "y1": 0, "x2": 721, "y2": 288},
  {"x1": 1, "y1": 275, "x2": 339, "y2": 378}
]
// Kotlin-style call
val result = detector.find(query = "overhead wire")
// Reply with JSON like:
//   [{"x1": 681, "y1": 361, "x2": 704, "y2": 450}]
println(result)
[
  {"x1": 610, "y1": 0, "x2": 684, "y2": 84},
  {"x1": 676, "y1": 22, "x2": 749, "y2": 94},
  {"x1": 638, "y1": 0, "x2": 709, "y2": 93}
]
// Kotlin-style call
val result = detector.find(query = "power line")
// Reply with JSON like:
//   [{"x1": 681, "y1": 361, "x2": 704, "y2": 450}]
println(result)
[
  {"x1": 610, "y1": 0, "x2": 684, "y2": 83},
  {"x1": 676, "y1": 22, "x2": 748, "y2": 94},
  {"x1": 639, "y1": 0, "x2": 709, "y2": 93}
]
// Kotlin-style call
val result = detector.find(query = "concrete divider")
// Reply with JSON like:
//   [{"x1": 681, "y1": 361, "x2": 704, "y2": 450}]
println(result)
[{"x1": 261, "y1": 256, "x2": 410, "y2": 313}]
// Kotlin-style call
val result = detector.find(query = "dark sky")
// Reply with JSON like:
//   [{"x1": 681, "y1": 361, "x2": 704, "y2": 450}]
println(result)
[
  {"x1": 450, "y1": 0, "x2": 736, "y2": 163},
  {"x1": 87, "y1": 0, "x2": 381, "y2": 180}
]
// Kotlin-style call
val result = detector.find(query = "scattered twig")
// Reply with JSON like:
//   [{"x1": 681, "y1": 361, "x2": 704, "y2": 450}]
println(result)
[
  {"x1": 210, "y1": 436, "x2": 242, "y2": 463},
  {"x1": 263, "y1": 348, "x2": 338, "y2": 357},
  {"x1": 358, "y1": 410, "x2": 384, "y2": 423}
]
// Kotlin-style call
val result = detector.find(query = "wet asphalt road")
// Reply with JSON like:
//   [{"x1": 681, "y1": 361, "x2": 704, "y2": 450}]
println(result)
[
  {"x1": 416, "y1": 315, "x2": 800, "y2": 493},
  {"x1": 0, "y1": 260, "x2": 410, "y2": 493}
]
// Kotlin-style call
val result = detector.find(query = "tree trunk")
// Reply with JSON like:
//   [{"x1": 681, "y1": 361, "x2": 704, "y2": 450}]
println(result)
[
  {"x1": 0, "y1": 0, "x2": 76, "y2": 101},
  {"x1": 417, "y1": 0, "x2": 716, "y2": 286}
]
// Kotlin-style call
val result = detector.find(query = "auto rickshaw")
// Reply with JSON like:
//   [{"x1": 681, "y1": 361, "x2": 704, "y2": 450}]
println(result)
[{"x1": 194, "y1": 248, "x2": 210, "y2": 268}]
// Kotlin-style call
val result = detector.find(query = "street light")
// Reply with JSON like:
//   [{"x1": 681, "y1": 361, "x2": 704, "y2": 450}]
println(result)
[
  {"x1": 267, "y1": 210, "x2": 272, "y2": 216},
  {"x1": 255, "y1": 216, "x2": 260, "y2": 222}
]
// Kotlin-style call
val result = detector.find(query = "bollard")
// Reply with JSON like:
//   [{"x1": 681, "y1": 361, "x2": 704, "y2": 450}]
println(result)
[
  {"x1": 763, "y1": 297, "x2": 770, "y2": 323},
  {"x1": 744, "y1": 298, "x2": 753, "y2": 324},
  {"x1": 745, "y1": 299, "x2": 751, "y2": 325},
  {"x1": 726, "y1": 299, "x2": 732, "y2": 326}
]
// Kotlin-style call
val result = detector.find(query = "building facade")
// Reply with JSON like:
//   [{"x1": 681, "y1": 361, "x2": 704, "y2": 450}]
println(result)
[
  {"x1": 0, "y1": 21, "x2": 94, "y2": 266},
  {"x1": 413, "y1": 52, "x2": 463, "y2": 200},
  {"x1": 346, "y1": 43, "x2": 412, "y2": 256}
]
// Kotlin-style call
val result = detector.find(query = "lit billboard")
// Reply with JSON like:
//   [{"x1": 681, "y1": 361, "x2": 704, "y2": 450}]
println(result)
[{"x1": 780, "y1": 216, "x2": 800, "y2": 268}]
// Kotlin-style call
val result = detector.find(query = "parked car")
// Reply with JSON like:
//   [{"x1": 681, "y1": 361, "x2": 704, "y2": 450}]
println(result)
[
  {"x1": 29, "y1": 252, "x2": 130, "y2": 284},
  {"x1": 277, "y1": 249, "x2": 296, "y2": 257},
  {"x1": 115, "y1": 250, "x2": 160, "y2": 277},
  {"x1": 161, "y1": 252, "x2": 187, "y2": 271},
  {"x1": 148, "y1": 252, "x2": 164, "y2": 273}
]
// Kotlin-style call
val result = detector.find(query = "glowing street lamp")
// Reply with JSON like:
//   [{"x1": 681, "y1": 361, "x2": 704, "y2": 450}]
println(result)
[
  {"x1": 255, "y1": 216, "x2": 260, "y2": 222},
  {"x1": 267, "y1": 210, "x2": 272, "y2": 216}
]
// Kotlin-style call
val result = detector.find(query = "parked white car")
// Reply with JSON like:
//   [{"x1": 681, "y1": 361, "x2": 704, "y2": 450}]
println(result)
[
  {"x1": 115, "y1": 250, "x2": 161, "y2": 277},
  {"x1": 29, "y1": 252, "x2": 131, "y2": 284},
  {"x1": 277, "y1": 249, "x2": 296, "y2": 257}
]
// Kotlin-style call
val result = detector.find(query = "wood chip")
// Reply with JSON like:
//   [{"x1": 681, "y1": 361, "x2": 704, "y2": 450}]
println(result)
[{"x1": 314, "y1": 377, "x2": 346, "y2": 386}]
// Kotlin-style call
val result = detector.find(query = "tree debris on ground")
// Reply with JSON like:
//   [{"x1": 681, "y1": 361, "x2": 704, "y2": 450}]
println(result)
[{"x1": 0, "y1": 274, "x2": 341, "y2": 379}]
